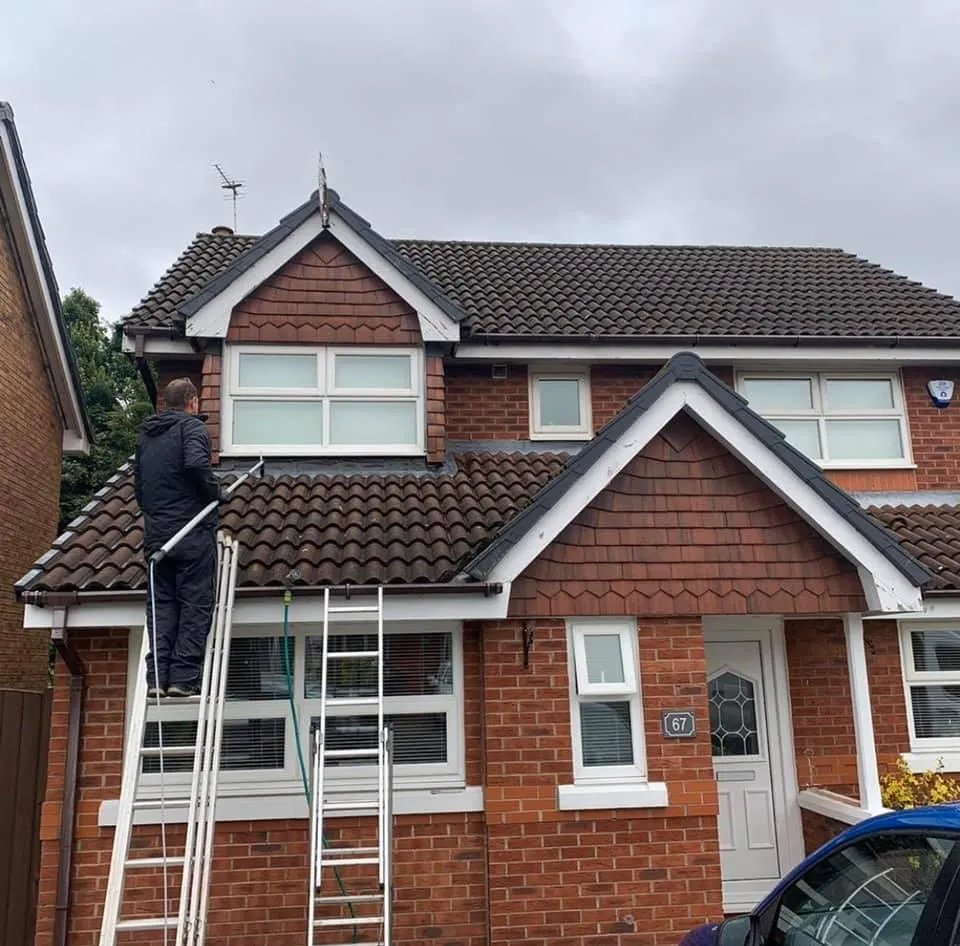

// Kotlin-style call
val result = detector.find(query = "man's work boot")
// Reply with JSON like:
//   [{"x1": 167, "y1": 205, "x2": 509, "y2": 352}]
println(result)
[
  {"x1": 147, "y1": 685, "x2": 166, "y2": 699},
  {"x1": 167, "y1": 683, "x2": 201, "y2": 699}
]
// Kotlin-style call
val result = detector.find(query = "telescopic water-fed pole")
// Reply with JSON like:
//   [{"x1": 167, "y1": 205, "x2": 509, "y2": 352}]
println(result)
[{"x1": 150, "y1": 455, "x2": 264, "y2": 564}]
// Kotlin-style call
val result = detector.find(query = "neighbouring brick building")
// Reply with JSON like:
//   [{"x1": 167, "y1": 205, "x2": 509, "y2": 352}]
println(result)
[
  {"x1": 17, "y1": 186, "x2": 960, "y2": 945},
  {"x1": 0, "y1": 103, "x2": 89, "y2": 690}
]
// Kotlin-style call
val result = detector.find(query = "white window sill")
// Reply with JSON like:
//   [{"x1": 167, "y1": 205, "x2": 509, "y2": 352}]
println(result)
[
  {"x1": 529, "y1": 431, "x2": 592, "y2": 442},
  {"x1": 903, "y1": 750, "x2": 960, "y2": 774},
  {"x1": 818, "y1": 461, "x2": 917, "y2": 471},
  {"x1": 557, "y1": 781, "x2": 668, "y2": 811},
  {"x1": 98, "y1": 786, "x2": 483, "y2": 827}
]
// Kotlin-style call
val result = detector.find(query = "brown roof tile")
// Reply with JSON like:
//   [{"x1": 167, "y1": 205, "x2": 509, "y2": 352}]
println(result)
[
  {"x1": 19, "y1": 452, "x2": 567, "y2": 594},
  {"x1": 120, "y1": 231, "x2": 960, "y2": 340},
  {"x1": 867, "y1": 505, "x2": 960, "y2": 591}
]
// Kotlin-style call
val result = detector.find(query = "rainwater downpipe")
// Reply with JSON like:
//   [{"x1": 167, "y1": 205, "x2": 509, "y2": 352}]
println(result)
[{"x1": 50, "y1": 606, "x2": 85, "y2": 946}]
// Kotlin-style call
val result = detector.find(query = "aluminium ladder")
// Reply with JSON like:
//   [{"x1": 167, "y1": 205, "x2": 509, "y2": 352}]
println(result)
[
  {"x1": 309, "y1": 585, "x2": 394, "y2": 946},
  {"x1": 98, "y1": 530, "x2": 239, "y2": 945}
]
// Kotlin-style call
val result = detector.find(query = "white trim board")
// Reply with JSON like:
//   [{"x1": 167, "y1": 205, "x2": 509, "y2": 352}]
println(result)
[
  {"x1": 185, "y1": 207, "x2": 459, "y2": 343},
  {"x1": 454, "y1": 341, "x2": 960, "y2": 365},
  {"x1": 120, "y1": 335, "x2": 201, "y2": 357},
  {"x1": 478, "y1": 380, "x2": 924, "y2": 614},
  {"x1": 22, "y1": 586, "x2": 512, "y2": 630},
  {"x1": 797, "y1": 788, "x2": 886, "y2": 825}
]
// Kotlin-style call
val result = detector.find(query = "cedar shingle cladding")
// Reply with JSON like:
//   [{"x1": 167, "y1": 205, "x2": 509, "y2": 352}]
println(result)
[{"x1": 509, "y1": 416, "x2": 866, "y2": 617}]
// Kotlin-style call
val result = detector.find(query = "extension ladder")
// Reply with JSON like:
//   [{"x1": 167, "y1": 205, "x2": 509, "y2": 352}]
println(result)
[
  {"x1": 98, "y1": 530, "x2": 240, "y2": 946},
  {"x1": 308, "y1": 586, "x2": 394, "y2": 946}
]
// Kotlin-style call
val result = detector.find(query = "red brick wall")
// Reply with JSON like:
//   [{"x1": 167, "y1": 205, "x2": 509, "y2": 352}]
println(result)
[
  {"x1": 0, "y1": 215, "x2": 64, "y2": 690},
  {"x1": 480, "y1": 618, "x2": 721, "y2": 944},
  {"x1": 445, "y1": 363, "x2": 529, "y2": 440},
  {"x1": 510, "y1": 415, "x2": 866, "y2": 618},
  {"x1": 36, "y1": 626, "x2": 487, "y2": 946},
  {"x1": 155, "y1": 359, "x2": 204, "y2": 408},
  {"x1": 786, "y1": 618, "x2": 911, "y2": 797},
  {"x1": 801, "y1": 810, "x2": 848, "y2": 856},
  {"x1": 425, "y1": 354, "x2": 445, "y2": 463},
  {"x1": 903, "y1": 366, "x2": 960, "y2": 490}
]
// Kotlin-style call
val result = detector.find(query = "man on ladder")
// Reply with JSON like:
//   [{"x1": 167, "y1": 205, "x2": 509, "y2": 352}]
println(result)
[{"x1": 134, "y1": 377, "x2": 223, "y2": 699}]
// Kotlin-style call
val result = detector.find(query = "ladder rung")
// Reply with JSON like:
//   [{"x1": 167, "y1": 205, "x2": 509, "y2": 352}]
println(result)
[
  {"x1": 116, "y1": 917, "x2": 175, "y2": 931},
  {"x1": 326, "y1": 696, "x2": 379, "y2": 707},
  {"x1": 314, "y1": 915, "x2": 384, "y2": 927},
  {"x1": 140, "y1": 745, "x2": 196, "y2": 758},
  {"x1": 315, "y1": 894, "x2": 383, "y2": 905},
  {"x1": 319, "y1": 856, "x2": 380, "y2": 866},
  {"x1": 324, "y1": 748, "x2": 380, "y2": 759},
  {"x1": 323, "y1": 799, "x2": 379, "y2": 812},
  {"x1": 326, "y1": 650, "x2": 381, "y2": 659},
  {"x1": 324, "y1": 846, "x2": 380, "y2": 856},
  {"x1": 133, "y1": 797, "x2": 193, "y2": 809},
  {"x1": 327, "y1": 605, "x2": 381, "y2": 614},
  {"x1": 125, "y1": 856, "x2": 186, "y2": 869}
]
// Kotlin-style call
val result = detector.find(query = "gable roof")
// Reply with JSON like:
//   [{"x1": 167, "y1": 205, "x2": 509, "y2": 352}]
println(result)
[
  {"x1": 119, "y1": 216, "x2": 960, "y2": 342},
  {"x1": 459, "y1": 352, "x2": 931, "y2": 614},
  {"x1": 0, "y1": 103, "x2": 91, "y2": 453}
]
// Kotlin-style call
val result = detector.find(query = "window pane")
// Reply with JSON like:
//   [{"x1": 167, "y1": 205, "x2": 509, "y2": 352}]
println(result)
[
  {"x1": 911, "y1": 686, "x2": 960, "y2": 739},
  {"x1": 709, "y1": 672, "x2": 759, "y2": 757},
  {"x1": 143, "y1": 719, "x2": 284, "y2": 773},
  {"x1": 583, "y1": 634, "x2": 625, "y2": 685},
  {"x1": 580, "y1": 701, "x2": 633, "y2": 767},
  {"x1": 233, "y1": 400, "x2": 323, "y2": 445},
  {"x1": 771, "y1": 419, "x2": 822, "y2": 458},
  {"x1": 911, "y1": 630, "x2": 960, "y2": 673},
  {"x1": 304, "y1": 633, "x2": 453, "y2": 699},
  {"x1": 308, "y1": 713, "x2": 447, "y2": 766},
  {"x1": 776, "y1": 833, "x2": 953, "y2": 944},
  {"x1": 538, "y1": 378, "x2": 582, "y2": 427},
  {"x1": 741, "y1": 378, "x2": 813, "y2": 411},
  {"x1": 335, "y1": 354, "x2": 411, "y2": 390},
  {"x1": 824, "y1": 378, "x2": 895, "y2": 411},
  {"x1": 329, "y1": 401, "x2": 418, "y2": 445},
  {"x1": 238, "y1": 352, "x2": 317, "y2": 388},
  {"x1": 824, "y1": 419, "x2": 904, "y2": 461},
  {"x1": 227, "y1": 637, "x2": 293, "y2": 701}
]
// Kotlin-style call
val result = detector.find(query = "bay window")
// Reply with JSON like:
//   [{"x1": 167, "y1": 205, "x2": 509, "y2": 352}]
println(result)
[
  {"x1": 222, "y1": 345, "x2": 424, "y2": 456},
  {"x1": 736, "y1": 371, "x2": 910, "y2": 467}
]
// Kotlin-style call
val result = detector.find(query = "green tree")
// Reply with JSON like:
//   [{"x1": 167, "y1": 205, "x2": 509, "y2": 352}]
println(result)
[{"x1": 59, "y1": 288, "x2": 154, "y2": 531}]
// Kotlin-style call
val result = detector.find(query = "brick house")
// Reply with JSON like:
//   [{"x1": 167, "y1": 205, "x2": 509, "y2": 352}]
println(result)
[
  {"x1": 0, "y1": 102, "x2": 90, "y2": 691},
  {"x1": 17, "y1": 185, "x2": 960, "y2": 945}
]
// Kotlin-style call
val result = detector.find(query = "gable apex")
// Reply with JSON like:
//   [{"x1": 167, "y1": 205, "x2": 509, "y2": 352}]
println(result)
[
  {"x1": 460, "y1": 352, "x2": 930, "y2": 614},
  {"x1": 182, "y1": 189, "x2": 463, "y2": 343}
]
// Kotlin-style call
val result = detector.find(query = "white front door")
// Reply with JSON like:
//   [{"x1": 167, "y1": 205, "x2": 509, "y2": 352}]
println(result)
[{"x1": 705, "y1": 632, "x2": 792, "y2": 912}]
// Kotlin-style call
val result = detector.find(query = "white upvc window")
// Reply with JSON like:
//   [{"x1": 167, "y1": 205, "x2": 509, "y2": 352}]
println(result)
[
  {"x1": 529, "y1": 366, "x2": 592, "y2": 440},
  {"x1": 735, "y1": 370, "x2": 912, "y2": 468},
  {"x1": 222, "y1": 345, "x2": 424, "y2": 456},
  {"x1": 899, "y1": 622, "x2": 960, "y2": 752},
  {"x1": 566, "y1": 619, "x2": 646, "y2": 784},
  {"x1": 129, "y1": 622, "x2": 465, "y2": 798}
]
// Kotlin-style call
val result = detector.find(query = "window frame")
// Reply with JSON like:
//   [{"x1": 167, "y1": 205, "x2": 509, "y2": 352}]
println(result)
[
  {"x1": 566, "y1": 619, "x2": 646, "y2": 785},
  {"x1": 734, "y1": 368, "x2": 913, "y2": 469},
  {"x1": 221, "y1": 344, "x2": 425, "y2": 457},
  {"x1": 528, "y1": 365, "x2": 593, "y2": 440},
  {"x1": 127, "y1": 621, "x2": 465, "y2": 799},
  {"x1": 899, "y1": 620, "x2": 960, "y2": 753}
]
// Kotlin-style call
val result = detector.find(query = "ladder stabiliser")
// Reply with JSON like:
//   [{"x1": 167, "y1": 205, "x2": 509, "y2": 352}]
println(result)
[{"x1": 308, "y1": 585, "x2": 395, "y2": 946}]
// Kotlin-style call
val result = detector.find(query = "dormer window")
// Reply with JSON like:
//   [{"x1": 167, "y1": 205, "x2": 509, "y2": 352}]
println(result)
[{"x1": 222, "y1": 345, "x2": 424, "y2": 456}]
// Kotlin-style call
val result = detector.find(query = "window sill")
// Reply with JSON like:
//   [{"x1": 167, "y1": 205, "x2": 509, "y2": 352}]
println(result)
[
  {"x1": 98, "y1": 785, "x2": 484, "y2": 827},
  {"x1": 817, "y1": 461, "x2": 917, "y2": 471},
  {"x1": 529, "y1": 431, "x2": 592, "y2": 442},
  {"x1": 903, "y1": 750, "x2": 960, "y2": 774},
  {"x1": 556, "y1": 781, "x2": 668, "y2": 811}
]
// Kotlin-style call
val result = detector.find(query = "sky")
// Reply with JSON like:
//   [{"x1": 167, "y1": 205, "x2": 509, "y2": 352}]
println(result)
[{"x1": 4, "y1": 0, "x2": 960, "y2": 323}]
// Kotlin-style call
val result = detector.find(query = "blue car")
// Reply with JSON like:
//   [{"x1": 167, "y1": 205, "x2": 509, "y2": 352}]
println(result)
[{"x1": 679, "y1": 803, "x2": 960, "y2": 945}]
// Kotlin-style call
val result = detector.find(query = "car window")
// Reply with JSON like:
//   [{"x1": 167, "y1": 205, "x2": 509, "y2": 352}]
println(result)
[{"x1": 771, "y1": 832, "x2": 955, "y2": 946}]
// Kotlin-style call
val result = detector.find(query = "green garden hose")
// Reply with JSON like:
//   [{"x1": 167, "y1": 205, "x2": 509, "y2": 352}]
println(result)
[{"x1": 282, "y1": 590, "x2": 359, "y2": 943}]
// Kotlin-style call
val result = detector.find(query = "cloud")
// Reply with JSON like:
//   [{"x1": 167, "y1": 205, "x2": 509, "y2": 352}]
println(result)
[{"x1": 4, "y1": 0, "x2": 960, "y2": 319}]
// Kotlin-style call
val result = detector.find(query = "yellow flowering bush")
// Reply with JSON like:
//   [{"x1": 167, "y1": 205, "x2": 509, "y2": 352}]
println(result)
[{"x1": 881, "y1": 755, "x2": 960, "y2": 809}]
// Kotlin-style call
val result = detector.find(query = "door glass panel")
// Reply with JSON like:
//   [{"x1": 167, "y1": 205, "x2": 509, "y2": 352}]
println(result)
[
  {"x1": 709, "y1": 672, "x2": 759, "y2": 756},
  {"x1": 774, "y1": 832, "x2": 954, "y2": 945}
]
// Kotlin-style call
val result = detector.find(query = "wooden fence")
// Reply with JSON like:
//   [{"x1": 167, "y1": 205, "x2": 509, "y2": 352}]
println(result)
[{"x1": 0, "y1": 688, "x2": 51, "y2": 946}]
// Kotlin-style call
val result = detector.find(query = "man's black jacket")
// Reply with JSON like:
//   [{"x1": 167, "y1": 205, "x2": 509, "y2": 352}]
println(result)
[{"x1": 133, "y1": 410, "x2": 222, "y2": 553}]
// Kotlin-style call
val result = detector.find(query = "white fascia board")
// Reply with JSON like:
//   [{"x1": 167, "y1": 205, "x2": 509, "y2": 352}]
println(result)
[
  {"x1": 880, "y1": 597, "x2": 960, "y2": 621},
  {"x1": 485, "y1": 381, "x2": 923, "y2": 614},
  {"x1": 0, "y1": 123, "x2": 89, "y2": 453},
  {"x1": 797, "y1": 788, "x2": 887, "y2": 824},
  {"x1": 454, "y1": 341, "x2": 960, "y2": 365},
  {"x1": 326, "y1": 212, "x2": 459, "y2": 343},
  {"x1": 23, "y1": 585, "x2": 512, "y2": 630},
  {"x1": 120, "y1": 334, "x2": 201, "y2": 357},
  {"x1": 185, "y1": 208, "x2": 459, "y2": 344}
]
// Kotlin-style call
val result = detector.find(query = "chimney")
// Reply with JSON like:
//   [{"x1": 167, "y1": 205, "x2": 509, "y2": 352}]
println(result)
[{"x1": 211, "y1": 225, "x2": 234, "y2": 236}]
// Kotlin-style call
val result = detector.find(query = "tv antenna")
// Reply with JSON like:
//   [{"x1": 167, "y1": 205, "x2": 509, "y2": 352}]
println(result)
[
  {"x1": 318, "y1": 151, "x2": 330, "y2": 227},
  {"x1": 213, "y1": 163, "x2": 245, "y2": 230}
]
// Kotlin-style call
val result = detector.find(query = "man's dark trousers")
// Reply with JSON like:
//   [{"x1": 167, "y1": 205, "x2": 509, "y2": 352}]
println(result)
[{"x1": 146, "y1": 528, "x2": 217, "y2": 690}]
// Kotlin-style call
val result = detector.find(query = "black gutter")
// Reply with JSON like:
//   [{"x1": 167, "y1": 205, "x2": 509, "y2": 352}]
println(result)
[{"x1": 50, "y1": 610, "x2": 84, "y2": 946}]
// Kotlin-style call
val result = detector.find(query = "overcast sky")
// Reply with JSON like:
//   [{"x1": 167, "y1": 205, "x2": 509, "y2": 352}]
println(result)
[{"x1": 4, "y1": 0, "x2": 960, "y2": 322}]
